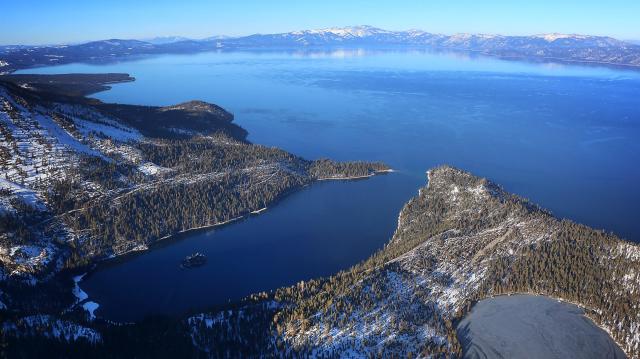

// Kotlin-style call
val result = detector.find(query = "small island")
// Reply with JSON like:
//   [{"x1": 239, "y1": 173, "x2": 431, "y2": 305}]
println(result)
[{"x1": 180, "y1": 253, "x2": 207, "y2": 269}]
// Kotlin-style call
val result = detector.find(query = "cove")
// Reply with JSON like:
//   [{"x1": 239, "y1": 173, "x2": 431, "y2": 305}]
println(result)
[
  {"x1": 457, "y1": 295, "x2": 626, "y2": 358},
  {"x1": 81, "y1": 173, "x2": 419, "y2": 321},
  {"x1": 20, "y1": 49, "x2": 640, "y2": 321}
]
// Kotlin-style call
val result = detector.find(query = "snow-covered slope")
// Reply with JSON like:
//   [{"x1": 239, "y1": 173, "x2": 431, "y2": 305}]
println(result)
[
  {"x1": 182, "y1": 166, "x2": 640, "y2": 357},
  {"x1": 0, "y1": 83, "x2": 241, "y2": 282},
  {"x1": 268, "y1": 166, "x2": 640, "y2": 357},
  {"x1": 0, "y1": 85, "x2": 146, "y2": 282},
  {"x1": 0, "y1": 81, "x2": 387, "y2": 289}
]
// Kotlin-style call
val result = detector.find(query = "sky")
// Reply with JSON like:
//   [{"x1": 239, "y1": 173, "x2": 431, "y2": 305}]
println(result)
[{"x1": 2, "y1": 0, "x2": 639, "y2": 45}]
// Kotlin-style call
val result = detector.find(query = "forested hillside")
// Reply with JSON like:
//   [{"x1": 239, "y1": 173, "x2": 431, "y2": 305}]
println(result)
[
  {"x1": 9, "y1": 166, "x2": 636, "y2": 358},
  {"x1": 184, "y1": 166, "x2": 640, "y2": 358},
  {"x1": 0, "y1": 77, "x2": 388, "y2": 328},
  {"x1": 266, "y1": 166, "x2": 639, "y2": 357},
  {"x1": 3, "y1": 75, "x2": 637, "y2": 358}
]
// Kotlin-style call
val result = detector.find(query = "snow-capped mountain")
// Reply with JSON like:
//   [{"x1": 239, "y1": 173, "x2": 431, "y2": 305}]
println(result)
[
  {"x1": 223, "y1": 25, "x2": 410, "y2": 46},
  {"x1": 1, "y1": 26, "x2": 639, "y2": 74},
  {"x1": 291, "y1": 25, "x2": 392, "y2": 37},
  {"x1": 216, "y1": 26, "x2": 640, "y2": 66},
  {"x1": 201, "y1": 35, "x2": 234, "y2": 41},
  {"x1": 224, "y1": 25, "x2": 635, "y2": 48},
  {"x1": 142, "y1": 36, "x2": 192, "y2": 45}
]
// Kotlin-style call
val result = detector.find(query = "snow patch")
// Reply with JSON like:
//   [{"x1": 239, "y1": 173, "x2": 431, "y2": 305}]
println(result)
[
  {"x1": 33, "y1": 113, "x2": 97, "y2": 156},
  {"x1": 72, "y1": 273, "x2": 89, "y2": 302},
  {"x1": 0, "y1": 178, "x2": 46, "y2": 211},
  {"x1": 138, "y1": 162, "x2": 170, "y2": 176},
  {"x1": 82, "y1": 301, "x2": 99, "y2": 320},
  {"x1": 535, "y1": 33, "x2": 588, "y2": 42},
  {"x1": 74, "y1": 117, "x2": 141, "y2": 142}
]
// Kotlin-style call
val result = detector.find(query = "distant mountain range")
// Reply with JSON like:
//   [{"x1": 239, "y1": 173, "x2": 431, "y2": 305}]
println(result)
[
  {"x1": 1, "y1": 25, "x2": 639, "y2": 73},
  {"x1": 141, "y1": 36, "x2": 193, "y2": 45}
]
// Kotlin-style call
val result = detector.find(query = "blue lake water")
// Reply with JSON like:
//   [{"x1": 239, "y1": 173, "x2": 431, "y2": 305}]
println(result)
[{"x1": 20, "y1": 49, "x2": 640, "y2": 321}]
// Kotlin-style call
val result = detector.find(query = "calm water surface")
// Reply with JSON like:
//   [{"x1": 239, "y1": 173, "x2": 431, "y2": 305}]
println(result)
[
  {"x1": 20, "y1": 49, "x2": 640, "y2": 320},
  {"x1": 457, "y1": 295, "x2": 625, "y2": 358}
]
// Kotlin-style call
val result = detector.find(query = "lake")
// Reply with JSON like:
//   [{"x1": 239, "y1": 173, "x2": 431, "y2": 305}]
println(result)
[
  {"x1": 19, "y1": 49, "x2": 640, "y2": 321},
  {"x1": 457, "y1": 295, "x2": 626, "y2": 358}
]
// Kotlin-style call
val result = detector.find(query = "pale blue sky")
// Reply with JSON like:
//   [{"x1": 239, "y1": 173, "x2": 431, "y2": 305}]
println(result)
[{"x1": 2, "y1": 0, "x2": 639, "y2": 45}]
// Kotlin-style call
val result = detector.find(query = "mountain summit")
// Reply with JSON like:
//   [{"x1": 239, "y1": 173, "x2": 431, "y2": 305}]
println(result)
[{"x1": 290, "y1": 25, "x2": 391, "y2": 37}]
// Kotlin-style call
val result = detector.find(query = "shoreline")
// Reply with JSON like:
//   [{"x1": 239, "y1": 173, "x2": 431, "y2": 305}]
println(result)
[
  {"x1": 157, "y1": 215, "x2": 246, "y2": 241},
  {"x1": 68, "y1": 273, "x2": 101, "y2": 320},
  {"x1": 251, "y1": 207, "x2": 268, "y2": 214},
  {"x1": 469, "y1": 292, "x2": 628, "y2": 357},
  {"x1": 76, "y1": 169, "x2": 392, "y2": 322},
  {"x1": 99, "y1": 168, "x2": 393, "y2": 263}
]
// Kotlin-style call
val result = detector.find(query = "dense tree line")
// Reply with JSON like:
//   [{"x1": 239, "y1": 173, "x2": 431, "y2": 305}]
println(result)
[
  {"x1": 308, "y1": 159, "x2": 389, "y2": 179},
  {"x1": 470, "y1": 222, "x2": 640, "y2": 357},
  {"x1": 7, "y1": 166, "x2": 640, "y2": 358},
  {"x1": 2, "y1": 81, "x2": 395, "y2": 357},
  {"x1": 260, "y1": 166, "x2": 637, "y2": 357},
  {"x1": 138, "y1": 135, "x2": 306, "y2": 174},
  {"x1": 40, "y1": 134, "x2": 390, "y2": 271}
]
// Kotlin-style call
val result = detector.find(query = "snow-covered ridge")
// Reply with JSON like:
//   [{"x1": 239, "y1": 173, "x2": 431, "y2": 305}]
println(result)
[
  {"x1": 275, "y1": 165, "x2": 640, "y2": 357},
  {"x1": 291, "y1": 25, "x2": 391, "y2": 38},
  {"x1": 283, "y1": 26, "x2": 610, "y2": 43},
  {"x1": 260, "y1": 25, "x2": 631, "y2": 48},
  {"x1": 449, "y1": 33, "x2": 502, "y2": 40},
  {"x1": 282, "y1": 166, "x2": 538, "y2": 355},
  {"x1": 535, "y1": 33, "x2": 590, "y2": 42},
  {"x1": 0, "y1": 85, "x2": 149, "y2": 281}
]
